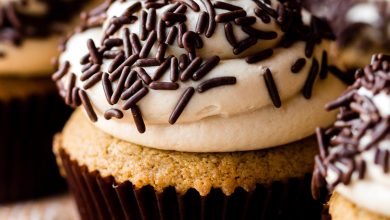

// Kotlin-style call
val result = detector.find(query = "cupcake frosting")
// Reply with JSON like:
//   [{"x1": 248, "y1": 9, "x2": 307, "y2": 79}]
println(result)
[
  {"x1": 312, "y1": 54, "x2": 390, "y2": 217},
  {"x1": 0, "y1": 0, "x2": 91, "y2": 76},
  {"x1": 54, "y1": 0, "x2": 347, "y2": 152},
  {"x1": 302, "y1": 0, "x2": 390, "y2": 70}
]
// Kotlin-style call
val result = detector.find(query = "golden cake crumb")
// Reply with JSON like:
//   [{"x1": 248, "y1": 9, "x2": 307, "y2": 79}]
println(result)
[{"x1": 55, "y1": 109, "x2": 318, "y2": 196}]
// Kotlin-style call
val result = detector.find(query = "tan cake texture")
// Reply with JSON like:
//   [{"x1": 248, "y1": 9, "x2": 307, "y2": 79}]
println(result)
[
  {"x1": 55, "y1": 109, "x2": 318, "y2": 196},
  {"x1": 329, "y1": 193, "x2": 389, "y2": 220}
]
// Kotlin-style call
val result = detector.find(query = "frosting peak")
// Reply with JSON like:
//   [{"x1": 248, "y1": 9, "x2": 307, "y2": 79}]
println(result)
[{"x1": 54, "y1": 0, "x2": 347, "y2": 152}]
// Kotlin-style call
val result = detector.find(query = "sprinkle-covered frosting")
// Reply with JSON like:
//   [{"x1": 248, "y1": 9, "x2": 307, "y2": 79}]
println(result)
[
  {"x1": 0, "y1": 0, "x2": 91, "y2": 76},
  {"x1": 312, "y1": 54, "x2": 390, "y2": 217},
  {"x1": 302, "y1": 0, "x2": 390, "y2": 70},
  {"x1": 54, "y1": 0, "x2": 348, "y2": 152}
]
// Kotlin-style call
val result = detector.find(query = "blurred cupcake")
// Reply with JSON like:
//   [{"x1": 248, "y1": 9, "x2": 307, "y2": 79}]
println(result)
[
  {"x1": 302, "y1": 0, "x2": 390, "y2": 72},
  {"x1": 0, "y1": 0, "x2": 97, "y2": 203},
  {"x1": 53, "y1": 0, "x2": 349, "y2": 218},
  {"x1": 312, "y1": 54, "x2": 390, "y2": 219}
]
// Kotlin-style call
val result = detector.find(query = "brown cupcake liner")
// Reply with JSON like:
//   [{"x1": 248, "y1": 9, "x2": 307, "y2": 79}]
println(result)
[
  {"x1": 0, "y1": 92, "x2": 71, "y2": 203},
  {"x1": 59, "y1": 149, "x2": 322, "y2": 220}
]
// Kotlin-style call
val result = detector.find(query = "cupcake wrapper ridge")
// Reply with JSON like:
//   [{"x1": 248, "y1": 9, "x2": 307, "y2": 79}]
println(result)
[
  {"x1": 60, "y1": 149, "x2": 322, "y2": 220},
  {"x1": 0, "y1": 92, "x2": 71, "y2": 203}
]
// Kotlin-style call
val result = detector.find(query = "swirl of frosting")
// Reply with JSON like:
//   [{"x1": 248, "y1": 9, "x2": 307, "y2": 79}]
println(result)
[
  {"x1": 55, "y1": 0, "x2": 347, "y2": 152},
  {"x1": 0, "y1": 0, "x2": 93, "y2": 76},
  {"x1": 312, "y1": 54, "x2": 390, "y2": 217}
]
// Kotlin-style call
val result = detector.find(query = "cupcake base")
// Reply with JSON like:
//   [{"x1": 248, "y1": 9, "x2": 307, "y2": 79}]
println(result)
[
  {"x1": 59, "y1": 149, "x2": 321, "y2": 220},
  {"x1": 0, "y1": 77, "x2": 71, "y2": 203},
  {"x1": 328, "y1": 192, "x2": 389, "y2": 220},
  {"x1": 55, "y1": 109, "x2": 323, "y2": 219}
]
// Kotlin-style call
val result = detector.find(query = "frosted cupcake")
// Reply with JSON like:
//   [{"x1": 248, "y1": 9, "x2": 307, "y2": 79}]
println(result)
[
  {"x1": 0, "y1": 0, "x2": 95, "y2": 203},
  {"x1": 53, "y1": 0, "x2": 348, "y2": 218},
  {"x1": 312, "y1": 54, "x2": 390, "y2": 219},
  {"x1": 302, "y1": 0, "x2": 390, "y2": 72}
]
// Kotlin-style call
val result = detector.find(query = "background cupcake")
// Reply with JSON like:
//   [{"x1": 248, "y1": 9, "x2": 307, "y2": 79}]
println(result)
[
  {"x1": 53, "y1": 0, "x2": 349, "y2": 218},
  {"x1": 0, "y1": 0, "x2": 97, "y2": 203},
  {"x1": 312, "y1": 54, "x2": 390, "y2": 219},
  {"x1": 302, "y1": 0, "x2": 390, "y2": 72}
]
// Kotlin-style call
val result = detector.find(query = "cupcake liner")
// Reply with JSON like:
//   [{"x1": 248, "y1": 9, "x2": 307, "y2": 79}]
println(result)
[
  {"x1": 59, "y1": 149, "x2": 322, "y2": 220},
  {"x1": 0, "y1": 91, "x2": 71, "y2": 203}
]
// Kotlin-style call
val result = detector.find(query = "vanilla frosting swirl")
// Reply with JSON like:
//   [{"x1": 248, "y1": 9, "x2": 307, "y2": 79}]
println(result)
[{"x1": 56, "y1": 0, "x2": 347, "y2": 152}]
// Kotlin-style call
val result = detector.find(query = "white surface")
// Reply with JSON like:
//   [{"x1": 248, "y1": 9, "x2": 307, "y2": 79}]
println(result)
[{"x1": 0, "y1": 194, "x2": 79, "y2": 220}]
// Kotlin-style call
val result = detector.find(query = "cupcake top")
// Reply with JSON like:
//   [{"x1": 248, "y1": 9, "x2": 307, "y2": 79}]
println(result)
[
  {"x1": 0, "y1": 0, "x2": 90, "y2": 76},
  {"x1": 312, "y1": 54, "x2": 390, "y2": 217},
  {"x1": 54, "y1": 0, "x2": 348, "y2": 152},
  {"x1": 302, "y1": 0, "x2": 390, "y2": 70}
]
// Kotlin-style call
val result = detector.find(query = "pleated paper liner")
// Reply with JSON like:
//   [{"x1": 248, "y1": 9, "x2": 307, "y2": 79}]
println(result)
[
  {"x1": 60, "y1": 149, "x2": 322, "y2": 220},
  {"x1": 0, "y1": 88, "x2": 71, "y2": 203}
]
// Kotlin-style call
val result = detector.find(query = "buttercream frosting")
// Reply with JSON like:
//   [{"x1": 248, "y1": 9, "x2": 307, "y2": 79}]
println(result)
[
  {"x1": 55, "y1": 0, "x2": 347, "y2": 152},
  {"x1": 312, "y1": 54, "x2": 390, "y2": 217},
  {"x1": 0, "y1": 0, "x2": 96, "y2": 76}
]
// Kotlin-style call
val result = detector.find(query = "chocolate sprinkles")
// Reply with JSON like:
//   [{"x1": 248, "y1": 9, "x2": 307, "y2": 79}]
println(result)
[
  {"x1": 246, "y1": 49, "x2": 273, "y2": 64},
  {"x1": 312, "y1": 54, "x2": 390, "y2": 200},
  {"x1": 51, "y1": 0, "x2": 345, "y2": 137},
  {"x1": 169, "y1": 87, "x2": 195, "y2": 124},
  {"x1": 131, "y1": 105, "x2": 146, "y2": 133},
  {"x1": 302, "y1": 58, "x2": 319, "y2": 99},
  {"x1": 197, "y1": 76, "x2": 236, "y2": 93},
  {"x1": 79, "y1": 90, "x2": 98, "y2": 122},
  {"x1": 263, "y1": 68, "x2": 281, "y2": 108},
  {"x1": 104, "y1": 109, "x2": 124, "y2": 120}
]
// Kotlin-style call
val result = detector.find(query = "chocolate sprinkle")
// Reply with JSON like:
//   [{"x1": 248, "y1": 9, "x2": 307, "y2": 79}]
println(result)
[
  {"x1": 121, "y1": 79, "x2": 143, "y2": 100},
  {"x1": 52, "y1": 61, "x2": 70, "y2": 81},
  {"x1": 104, "y1": 109, "x2": 124, "y2": 120},
  {"x1": 102, "y1": 72, "x2": 114, "y2": 105},
  {"x1": 150, "y1": 82, "x2": 179, "y2": 90},
  {"x1": 79, "y1": 90, "x2": 98, "y2": 122},
  {"x1": 87, "y1": 39, "x2": 102, "y2": 64},
  {"x1": 291, "y1": 58, "x2": 306, "y2": 73},
  {"x1": 136, "y1": 67, "x2": 152, "y2": 85},
  {"x1": 131, "y1": 105, "x2": 146, "y2": 133},
  {"x1": 123, "y1": 87, "x2": 149, "y2": 110},
  {"x1": 302, "y1": 58, "x2": 319, "y2": 99},
  {"x1": 192, "y1": 56, "x2": 220, "y2": 81},
  {"x1": 215, "y1": 10, "x2": 247, "y2": 23},
  {"x1": 111, "y1": 66, "x2": 131, "y2": 104},
  {"x1": 153, "y1": 57, "x2": 172, "y2": 81},
  {"x1": 195, "y1": 12, "x2": 209, "y2": 34},
  {"x1": 169, "y1": 87, "x2": 195, "y2": 124},
  {"x1": 170, "y1": 56, "x2": 179, "y2": 82},
  {"x1": 246, "y1": 48, "x2": 273, "y2": 64},
  {"x1": 139, "y1": 30, "x2": 157, "y2": 58},
  {"x1": 214, "y1": 1, "x2": 242, "y2": 11},
  {"x1": 224, "y1": 22, "x2": 237, "y2": 47},
  {"x1": 233, "y1": 37, "x2": 257, "y2": 55},
  {"x1": 263, "y1": 68, "x2": 281, "y2": 108},
  {"x1": 180, "y1": 57, "x2": 203, "y2": 81},
  {"x1": 83, "y1": 71, "x2": 103, "y2": 89},
  {"x1": 197, "y1": 76, "x2": 236, "y2": 93}
]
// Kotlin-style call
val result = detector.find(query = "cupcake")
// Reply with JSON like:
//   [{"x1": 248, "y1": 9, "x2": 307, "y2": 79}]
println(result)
[
  {"x1": 0, "y1": 0, "x2": 96, "y2": 203},
  {"x1": 53, "y1": 0, "x2": 348, "y2": 218},
  {"x1": 302, "y1": 0, "x2": 390, "y2": 72},
  {"x1": 312, "y1": 54, "x2": 390, "y2": 219}
]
